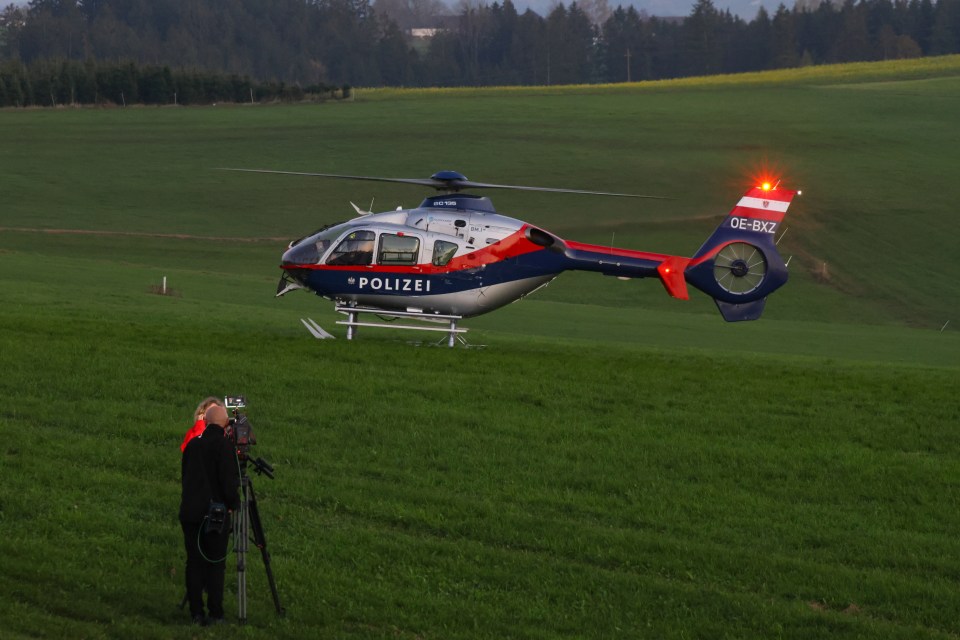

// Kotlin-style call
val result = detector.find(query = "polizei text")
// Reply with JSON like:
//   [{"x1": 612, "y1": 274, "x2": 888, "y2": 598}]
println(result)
[{"x1": 357, "y1": 277, "x2": 432, "y2": 292}]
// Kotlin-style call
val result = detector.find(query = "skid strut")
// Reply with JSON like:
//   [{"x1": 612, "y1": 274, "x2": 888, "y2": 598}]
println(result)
[{"x1": 334, "y1": 305, "x2": 466, "y2": 347}]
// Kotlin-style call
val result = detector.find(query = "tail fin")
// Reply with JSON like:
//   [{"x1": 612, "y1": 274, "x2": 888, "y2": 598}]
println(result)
[{"x1": 684, "y1": 184, "x2": 799, "y2": 322}]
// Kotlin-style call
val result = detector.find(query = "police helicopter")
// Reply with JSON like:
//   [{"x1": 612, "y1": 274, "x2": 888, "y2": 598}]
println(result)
[{"x1": 224, "y1": 169, "x2": 799, "y2": 343}]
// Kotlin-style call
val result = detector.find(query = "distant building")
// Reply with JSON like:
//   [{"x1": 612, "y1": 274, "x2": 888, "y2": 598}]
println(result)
[
  {"x1": 409, "y1": 28, "x2": 442, "y2": 38},
  {"x1": 406, "y1": 14, "x2": 457, "y2": 39}
]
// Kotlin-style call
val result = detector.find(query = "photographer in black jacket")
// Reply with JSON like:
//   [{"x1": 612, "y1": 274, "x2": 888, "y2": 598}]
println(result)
[{"x1": 179, "y1": 403, "x2": 239, "y2": 625}]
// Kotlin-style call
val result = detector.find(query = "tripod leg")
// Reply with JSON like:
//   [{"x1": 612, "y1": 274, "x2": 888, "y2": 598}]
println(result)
[
  {"x1": 246, "y1": 481, "x2": 285, "y2": 616},
  {"x1": 236, "y1": 478, "x2": 249, "y2": 623}
]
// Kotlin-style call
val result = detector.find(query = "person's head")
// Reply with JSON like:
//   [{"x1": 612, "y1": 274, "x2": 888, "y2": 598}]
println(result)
[
  {"x1": 204, "y1": 404, "x2": 229, "y2": 429},
  {"x1": 194, "y1": 396, "x2": 222, "y2": 421}
]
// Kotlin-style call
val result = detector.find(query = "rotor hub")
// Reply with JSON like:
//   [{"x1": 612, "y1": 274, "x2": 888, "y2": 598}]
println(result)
[{"x1": 431, "y1": 170, "x2": 469, "y2": 182}]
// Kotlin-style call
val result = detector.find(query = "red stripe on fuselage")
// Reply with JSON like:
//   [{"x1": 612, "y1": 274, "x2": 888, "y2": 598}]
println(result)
[
  {"x1": 281, "y1": 227, "x2": 544, "y2": 275},
  {"x1": 444, "y1": 227, "x2": 543, "y2": 270},
  {"x1": 564, "y1": 240, "x2": 672, "y2": 263}
]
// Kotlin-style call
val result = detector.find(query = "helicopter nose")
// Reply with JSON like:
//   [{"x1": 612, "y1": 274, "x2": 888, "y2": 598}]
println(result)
[{"x1": 282, "y1": 240, "x2": 320, "y2": 266}]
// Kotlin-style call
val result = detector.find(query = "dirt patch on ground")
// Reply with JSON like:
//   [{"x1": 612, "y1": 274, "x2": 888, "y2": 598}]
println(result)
[
  {"x1": 807, "y1": 601, "x2": 863, "y2": 616},
  {"x1": 147, "y1": 284, "x2": 182, "y2": 297}
]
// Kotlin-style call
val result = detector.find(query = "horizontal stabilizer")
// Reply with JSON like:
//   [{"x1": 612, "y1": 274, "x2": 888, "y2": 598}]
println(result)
[{"x1": 715, "y1": 298, "x2": 767, "y2": 322}]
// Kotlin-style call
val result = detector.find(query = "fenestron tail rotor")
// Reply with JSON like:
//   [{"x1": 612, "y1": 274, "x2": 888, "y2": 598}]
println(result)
[
  {"x1": 713, "y1": 242, "x2": 768, "y2": 295},
  {"x1": 217, "y1": 168, "x2": 671, "y2": 200}
]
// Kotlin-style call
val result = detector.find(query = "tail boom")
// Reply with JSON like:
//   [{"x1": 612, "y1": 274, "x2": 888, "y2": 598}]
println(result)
[
  {"x1": 560, "y1": 241, "x2": 692, "y2": 299},
  {"x1": 548, "y1": 184, "x2": 798, "y2": 321}
]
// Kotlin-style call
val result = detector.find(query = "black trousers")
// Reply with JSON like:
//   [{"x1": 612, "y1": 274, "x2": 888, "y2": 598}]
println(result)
[{"x1": 181, "y1": 520, "x2": 231, "y2": 619}]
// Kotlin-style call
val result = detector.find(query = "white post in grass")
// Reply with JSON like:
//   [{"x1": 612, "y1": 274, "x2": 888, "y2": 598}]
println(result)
[{"x1": 163, "y1": 277, "x2": 167, "y2": 295}]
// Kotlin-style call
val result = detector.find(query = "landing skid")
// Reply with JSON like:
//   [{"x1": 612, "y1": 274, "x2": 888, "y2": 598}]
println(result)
[{"x1": 335, "y1": 305, "x2": 467, "y2": 348}]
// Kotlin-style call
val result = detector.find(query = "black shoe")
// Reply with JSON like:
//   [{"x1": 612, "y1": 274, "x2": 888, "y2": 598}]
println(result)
[
  {"x1": 207, "y1": 616, "x2": 227, "y2": 626},
  {"x1": 191, "y1": 614, "x2": 207, "y2": 626}
]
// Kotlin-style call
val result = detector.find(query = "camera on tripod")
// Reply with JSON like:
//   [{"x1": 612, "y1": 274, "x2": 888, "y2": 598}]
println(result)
[
  {"x1": 224, "y1": 395, "x2": 273, "y2": 478},
  {"x1": 220, "y1": 395, "x2": 284, "y2": 621}
]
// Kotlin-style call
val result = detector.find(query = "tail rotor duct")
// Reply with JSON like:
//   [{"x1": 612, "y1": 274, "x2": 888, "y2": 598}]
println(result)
[{"x1": 713, "y1": 242, "x2": 767, "y2": 295}]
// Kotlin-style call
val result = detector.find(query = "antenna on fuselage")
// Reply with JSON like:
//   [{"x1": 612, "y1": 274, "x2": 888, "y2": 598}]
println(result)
[{"x1": 350, "y1": 201, "x2": 373, "y2": 216}]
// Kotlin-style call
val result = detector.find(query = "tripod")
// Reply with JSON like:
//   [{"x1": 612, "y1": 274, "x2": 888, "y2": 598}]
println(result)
[{"x1": 235, "y1": 455, "x2": 284, "y2": 623}]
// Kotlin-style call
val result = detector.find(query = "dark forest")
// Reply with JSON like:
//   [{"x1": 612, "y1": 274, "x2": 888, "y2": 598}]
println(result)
[{"x1": 0, "y1": 0, "x2": 958, "y2": 105}]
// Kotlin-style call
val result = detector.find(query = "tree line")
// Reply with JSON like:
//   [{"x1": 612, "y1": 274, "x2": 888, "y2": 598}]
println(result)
[
  {"x1": 0, "y1": 0, "x2": 958, "y2": 98},
  {"x1": 427, "y1": 0, "x2": 960, "y2": 86},
  {"x1": 0, "y1": 58, "x2": 349, "y2": 107}
]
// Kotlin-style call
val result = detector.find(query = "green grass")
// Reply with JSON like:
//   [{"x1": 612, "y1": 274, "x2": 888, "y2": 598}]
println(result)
[
  {"x1": 1, "y1": 57, "x2": 960, "y2": 638},
  {"x1": 3, "y1": 57, "x2": 959, "y2": 327}
]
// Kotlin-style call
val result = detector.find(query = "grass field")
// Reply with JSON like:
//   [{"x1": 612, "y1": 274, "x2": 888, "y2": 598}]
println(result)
[{"x1": 1, "y1": 57, "x2": 960, "y2": 639}]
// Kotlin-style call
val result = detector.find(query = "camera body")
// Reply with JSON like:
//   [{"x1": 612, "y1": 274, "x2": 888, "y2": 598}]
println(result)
[
  {"x1": 232, "y1": 415, "x2": 256, "y2": 450},
  {"x1": 224, "y1": 395, "x2": 256, "y2": 459}
]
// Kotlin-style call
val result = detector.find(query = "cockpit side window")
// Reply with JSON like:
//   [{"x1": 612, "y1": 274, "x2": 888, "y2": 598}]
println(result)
[
  {"x1": 378, "y1": 233, "x2": 420, "y2": 265},
  {"x1": 432, "y1": 240, "x2": 459, "y2": 266},
  {"x1": 327, "y1": 230, "x2": 375, "y2": 266}
]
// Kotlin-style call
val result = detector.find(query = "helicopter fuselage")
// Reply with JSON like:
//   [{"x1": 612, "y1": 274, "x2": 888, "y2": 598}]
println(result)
[
  {"x1": 277, "y1": 181, "x2": 797, "y2": 323},
  {"x1": 279, "y1": 194, "x2": 590, "y2": 317}
]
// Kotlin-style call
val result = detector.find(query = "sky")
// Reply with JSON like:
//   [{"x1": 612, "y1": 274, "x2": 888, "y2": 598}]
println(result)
[
  {"x1": 515, "y1": 0, "x2": 788, "y2": 20},
  {"x1": 4, "y1": 0, "x2": 787, "y2": 22}
]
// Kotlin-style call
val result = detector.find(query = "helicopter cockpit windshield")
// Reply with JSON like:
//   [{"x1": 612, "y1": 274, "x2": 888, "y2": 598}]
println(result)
[{"x1": 282, "y1": 226, "x2": 344, "y2": 265}]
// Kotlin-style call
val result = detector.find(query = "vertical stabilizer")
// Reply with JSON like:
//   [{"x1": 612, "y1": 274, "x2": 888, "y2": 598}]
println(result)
[{"x1": 685, "y1": 184, "x2": 799, "y2": 321}]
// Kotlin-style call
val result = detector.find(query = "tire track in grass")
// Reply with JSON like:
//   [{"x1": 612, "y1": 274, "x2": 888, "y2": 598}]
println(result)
[{"x1": 0, "y1": 227, "x2": 288, "y2": 243}]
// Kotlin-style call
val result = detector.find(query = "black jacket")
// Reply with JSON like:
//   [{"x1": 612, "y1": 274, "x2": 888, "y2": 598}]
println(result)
[{"x1": 179, "y1": 425, "x2": 240, "y2": 524}]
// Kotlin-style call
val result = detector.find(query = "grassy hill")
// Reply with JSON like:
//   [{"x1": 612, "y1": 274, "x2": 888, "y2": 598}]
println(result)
[
  {"x1": 1, "y1": 57, "x2": 959, "y2": 639},
  {"x1": 3, "y1": 55, "x2": 960, "y2": 330}
]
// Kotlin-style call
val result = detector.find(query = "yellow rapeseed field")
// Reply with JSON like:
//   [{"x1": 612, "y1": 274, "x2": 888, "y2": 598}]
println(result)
[{"x1": 358, "y1": 54, "x2": 960, "y2": 100}]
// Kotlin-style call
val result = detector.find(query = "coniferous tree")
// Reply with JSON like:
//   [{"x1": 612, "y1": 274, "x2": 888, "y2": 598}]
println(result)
[
  {"x1": 930, "y1": 0, "x2": 960, "y2": 52},
  {"x1": 771, "y1": 4, "x2": 800, "y2": 66},
  {"x1": 601, "y1": 6, "x2": 646, "y2": 82},
  {"x1": 743, "y1": 7, "x2": 772, "y2": 70},
  {"x1": 683, "y1": 0, "x2": 722, "y2": 75}
]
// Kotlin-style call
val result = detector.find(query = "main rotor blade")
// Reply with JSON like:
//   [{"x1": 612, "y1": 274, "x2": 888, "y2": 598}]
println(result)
[
  {"x1": 454, "y1": 180, "x2": 671, "y2": 200},
  {"x1": 217, "y1": 168, "x2": 671, "y2": 200},
  {"x1": 217, "y1": 168, "x2": 440, "y2": 188}
]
